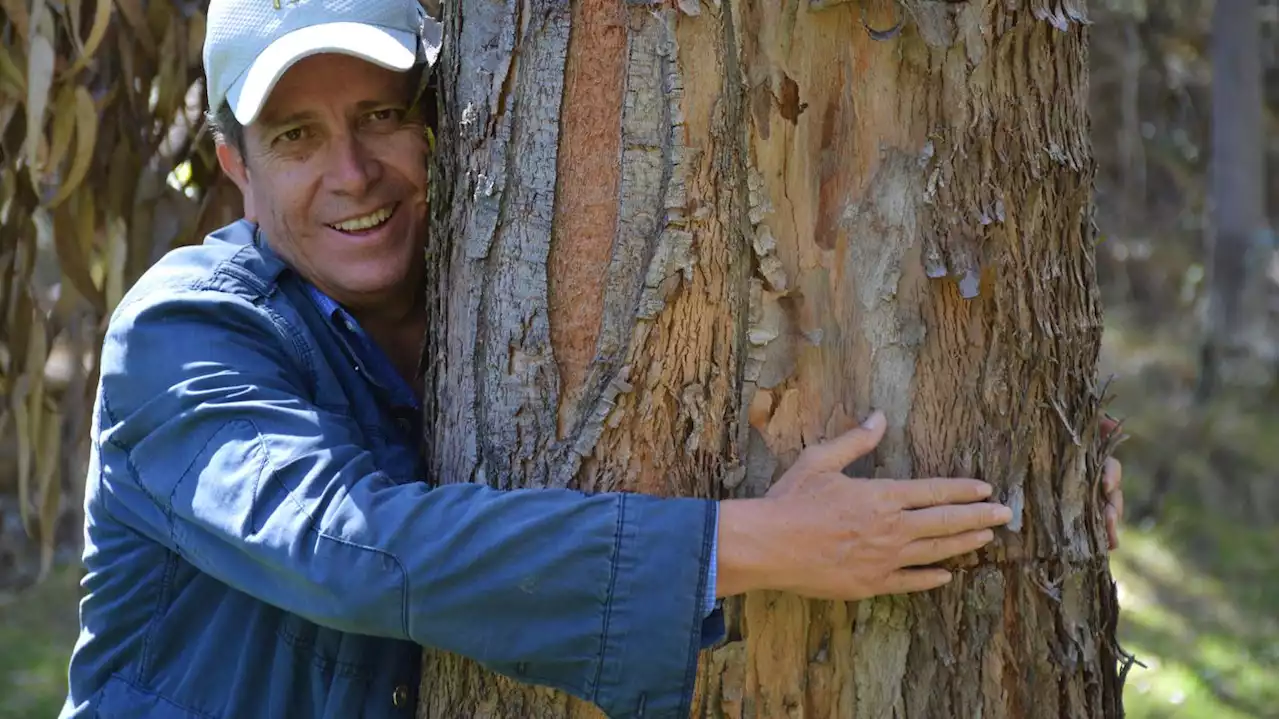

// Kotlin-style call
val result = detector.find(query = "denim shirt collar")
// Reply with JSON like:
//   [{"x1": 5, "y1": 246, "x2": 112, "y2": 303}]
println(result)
[
  {"x1": 301, "y1": 283, "x2": 421, "y2": 411},
  {"x1": 248, "y1": 223, "x2": 420, "y2": 411}
]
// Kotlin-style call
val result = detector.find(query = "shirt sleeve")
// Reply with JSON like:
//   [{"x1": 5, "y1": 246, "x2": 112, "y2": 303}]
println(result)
[{"x1": 95, "y1": 286, "x2": 716, "y2": 719}]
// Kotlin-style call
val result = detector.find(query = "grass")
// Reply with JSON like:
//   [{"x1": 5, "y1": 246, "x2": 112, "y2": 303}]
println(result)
[
  {"x1": 1112, "y1": 505, "x2": 1278, "y2": 718},
  {"x1": 0, "y1": 566, "x2": 80, "y2": 718}
]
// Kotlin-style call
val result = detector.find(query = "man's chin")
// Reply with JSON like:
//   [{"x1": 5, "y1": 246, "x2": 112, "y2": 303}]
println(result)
[{"x1": 328, "y1": 264, "x2": 421, "y2": 306}]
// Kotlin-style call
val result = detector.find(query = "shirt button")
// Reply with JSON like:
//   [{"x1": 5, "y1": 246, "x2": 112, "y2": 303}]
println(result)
[{"x1": 392, "y1": 684, "x2": 410, "y2": 708}]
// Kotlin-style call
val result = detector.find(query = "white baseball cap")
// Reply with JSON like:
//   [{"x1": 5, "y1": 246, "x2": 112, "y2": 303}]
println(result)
[{"x1": 204, "y1": 0, "x2": 442, "y2": 126}]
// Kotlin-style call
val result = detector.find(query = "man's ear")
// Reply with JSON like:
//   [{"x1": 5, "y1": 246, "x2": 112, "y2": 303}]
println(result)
[{"x1": 215, "y1": 141, "x2": 257, "y2": 222}]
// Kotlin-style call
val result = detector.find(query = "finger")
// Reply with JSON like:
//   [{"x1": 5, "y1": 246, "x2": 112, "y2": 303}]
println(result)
[
  {"x1": 903, "y1": 502, "x2": 1013, "y2": 538},
  {"x1": 1102, "y1": 457, "x2": 1122, "y2": 494},
  {"x1": 1106, "y1": 505, "x2": 1120, "y2": 550},
  {"x1": 798, "y1": 410, "x2": 887, "y2": 474},
  {"x1": 882, "y1": 568, "x2": 954, "y2": 595},
  {"x1": 901, "y1": 529, "x2": 995, "y2": 566},
  {"x1": 893, "y1": 478, "x2": 995, "y2": 509},
  {"x1": 1101, "y1": 414, "x2": 1121, "y2": 439}
]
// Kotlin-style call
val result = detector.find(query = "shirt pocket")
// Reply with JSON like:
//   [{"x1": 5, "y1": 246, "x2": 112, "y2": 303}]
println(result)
[
  {"x1": 273, "y1": 613, "x2": 377, "y2": 718},
  {"x1": 276, "y1": 611, "x2": 375, "y2": 681},
  {"x1": 95, "y1": 674, "x2": 214, "y2": 719}
]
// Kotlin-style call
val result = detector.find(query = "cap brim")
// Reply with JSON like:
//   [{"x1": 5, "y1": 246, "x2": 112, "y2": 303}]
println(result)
[{"x1": 227, "y1": 22, "x2": 419, "y2": 126}]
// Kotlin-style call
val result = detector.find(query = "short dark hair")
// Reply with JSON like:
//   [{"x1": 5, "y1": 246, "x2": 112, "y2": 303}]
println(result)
[{"x1": 206, "y1": 101, "x2": 244, "y2": 155}]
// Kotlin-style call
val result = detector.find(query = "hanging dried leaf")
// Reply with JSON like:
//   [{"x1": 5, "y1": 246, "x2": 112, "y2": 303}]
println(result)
[
  {"x1": 0, "y1": 98, "x2": 17, "y2": 144},
  {"x1": 0, "y1": 41, "x2": 26, "y2": 95},
  {"x1": 146, "y1": 0, "x2": 174, "y2": 58},
  {"x1": 64, "y1": 0, "x2": 115, "y2": 78},
  {"x1": 48, "y1": 87, "x2": 98, "y2": 207},
  {"x1": 113, "y1": 0, "x2": 157, "y2": 57},
  {"x1": 54, "y1": 194, "x2": 106, "y2": 312},
  {"x1": 23, "y1": 3, "x2": 56, "y2": 174},
  {"x1": 105, "y1": 215, "x2": 127, "y2": 313},
  {"x1": 7, "y1": 230, "x2": 37, "y2": 357},
  {"x1": 76, "y1": 184, "x2": 97, "y2": 257},
  {"x1": 2, "y1": 0, "x2": 240, "y2": 583},
  {"x1": 44, "y1": 82, "x2": 77, "y2": 182},
  {"x1": 188, "y1": 11, "x2": 206, "y2": 68},
  {"x1": 68, "y1": 0, "x2": 84, "y2": 56},
  {"x1": 14, "y1": 306, "x2": 47, "y2": 536},
  {"x1": 36, "y1": 397, "x2": 62, "y2": 580},
  {"x1": 0, "y1": 0, "x2": 30, "y2": 44},
  {"x1": 103, "y1": 132, "x2": 135, "y2": 221},
  {"x1": 13, "y1": 377, "x2": 34, "y2": 534},
  {"x1": 153, "y1": 15, "x2": 182, "y2": 122}
]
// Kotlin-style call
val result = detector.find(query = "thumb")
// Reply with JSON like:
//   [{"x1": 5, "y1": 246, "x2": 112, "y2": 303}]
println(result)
[{"x1": 801, "y1": 410, "x2": 886, "y2": 473}]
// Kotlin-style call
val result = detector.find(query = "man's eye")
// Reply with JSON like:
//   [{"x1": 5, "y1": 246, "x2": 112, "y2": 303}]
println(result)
[
  {"x1": 366, "y1": 108, "x2": 403, "y2": 124},
  {"x1": 276, "y1": 127, "x2": 306, "y2": 144}
]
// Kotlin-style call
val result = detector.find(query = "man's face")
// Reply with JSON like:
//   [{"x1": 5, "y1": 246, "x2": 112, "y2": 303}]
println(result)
[{"x1": 216, "y1": 53, "x2": 428, "y2": 311}]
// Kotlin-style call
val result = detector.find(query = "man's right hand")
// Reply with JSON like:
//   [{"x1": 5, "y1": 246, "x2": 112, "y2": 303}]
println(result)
[{"x1": 715, "y1": 411, "x2": 1011, "y2": 601}]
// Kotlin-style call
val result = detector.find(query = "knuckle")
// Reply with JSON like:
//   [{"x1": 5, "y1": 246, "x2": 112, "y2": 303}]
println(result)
[
  {"x1": 929, "y1": 483, "x2": 945, "y2": 506},
  {"x1": 932, "y1": 537, "x2": 950, "y2": 557},
  {"x1": 793, "y1": 449, "x2": 820, "y2": 471},
  {"x1": 881, "y1": 504, "x2": 904, "y2": 534},
  {"x1": 941, "y1": 506, "x2": 958, "y2": 532},
  {"x1": 989, "y1": 505, "x2": 1007, "y2": 525}
]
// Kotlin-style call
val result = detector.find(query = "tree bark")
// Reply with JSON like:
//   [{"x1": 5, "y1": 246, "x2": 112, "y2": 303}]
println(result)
[{"x1": 418, "y1": 1, "x2": 1122, "y2": 717}]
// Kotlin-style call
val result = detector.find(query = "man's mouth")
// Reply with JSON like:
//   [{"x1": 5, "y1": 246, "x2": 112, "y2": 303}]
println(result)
[{"x1": 327, "y1": 204, "x2": 397, "y2": 233}]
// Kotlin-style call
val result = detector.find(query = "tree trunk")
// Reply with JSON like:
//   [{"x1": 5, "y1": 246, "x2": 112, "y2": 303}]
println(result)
[
  {"x1": 1200, "y1": 0, "x2": 1267, "y2": 400},
  {"x1": 417, "y1": 1, "x2": 1122, "y2": 717}
]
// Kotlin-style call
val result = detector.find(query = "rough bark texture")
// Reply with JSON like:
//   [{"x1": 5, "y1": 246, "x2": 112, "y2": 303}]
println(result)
[{"x1": 419, "y1": 0, "x2": 1122, "y2": 717}]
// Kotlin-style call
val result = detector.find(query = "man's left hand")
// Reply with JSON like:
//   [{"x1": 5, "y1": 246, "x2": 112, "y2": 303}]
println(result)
[{"x1": 1101, "y1": 416, "x2": 1126, "y2": 550}]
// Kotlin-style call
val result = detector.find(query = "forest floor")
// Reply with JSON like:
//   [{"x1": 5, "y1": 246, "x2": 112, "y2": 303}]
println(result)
[
  {"x1": 1100, "y1": 309, "x2": 1278, "y2": 719},
  {"x1": 0, "y1": 315, "x2": 1275, "y2": 719}
]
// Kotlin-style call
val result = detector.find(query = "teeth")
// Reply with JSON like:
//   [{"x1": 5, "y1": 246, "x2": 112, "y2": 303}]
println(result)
[{"x1": 330, "y1": 205, "x2": 393, "y2": 232}]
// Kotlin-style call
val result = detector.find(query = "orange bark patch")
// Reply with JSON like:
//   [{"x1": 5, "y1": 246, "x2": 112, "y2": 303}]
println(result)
[{"x1": 548, "y1": 0, "x2": 627, "y2": 435}]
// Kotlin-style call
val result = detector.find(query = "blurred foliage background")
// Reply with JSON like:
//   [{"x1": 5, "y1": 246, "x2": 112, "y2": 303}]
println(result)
[{"x1": 0, "y1": 1, "x2": 1276, "y2": 717}]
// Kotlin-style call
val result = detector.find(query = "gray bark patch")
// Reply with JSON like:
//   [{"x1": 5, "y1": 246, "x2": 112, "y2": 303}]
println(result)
[{"x1": 841, "y1": 151, "x2": 927, "y2": 478}]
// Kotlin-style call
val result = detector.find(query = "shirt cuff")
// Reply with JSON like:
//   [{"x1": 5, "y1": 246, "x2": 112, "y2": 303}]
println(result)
[{"x1": 699, "y1": 503, "x2": 724, "y2": 648}]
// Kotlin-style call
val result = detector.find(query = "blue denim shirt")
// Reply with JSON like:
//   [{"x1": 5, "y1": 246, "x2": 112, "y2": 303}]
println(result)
[{"x1": 62, "y1": 219, "x2": 723, "y2": 719}]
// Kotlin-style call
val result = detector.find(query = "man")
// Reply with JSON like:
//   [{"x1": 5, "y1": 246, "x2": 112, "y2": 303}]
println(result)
[{"x1": 62, "y1": 1, "x2": 1125, "y2": 717}]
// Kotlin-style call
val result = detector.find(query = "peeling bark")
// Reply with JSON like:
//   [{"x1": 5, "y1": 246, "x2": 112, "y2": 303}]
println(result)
[{"x1": 420, "y1": 1, "x2": 1121, "y2": 717}]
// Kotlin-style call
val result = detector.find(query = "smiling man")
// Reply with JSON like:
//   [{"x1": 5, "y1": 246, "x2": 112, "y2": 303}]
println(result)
[{"x1": 61, "y1": 1, "x2": 1124, "y2": 718}]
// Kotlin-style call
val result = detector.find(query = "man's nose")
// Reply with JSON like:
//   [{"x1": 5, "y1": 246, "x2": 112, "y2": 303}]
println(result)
[{"x1": 325, "y1": 132, "x2": 382, "y2": 196}]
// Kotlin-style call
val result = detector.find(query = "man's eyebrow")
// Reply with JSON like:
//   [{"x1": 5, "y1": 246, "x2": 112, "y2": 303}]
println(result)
[
  {"x1": 257, "y1": 96, "x2": 407, "y2": 128},
  {"x1": 354, "y1": 97, "x2": 406, "y2": 111},
  {"x1": 257, "y1": 109, "x2": 319, "y2": 129}
]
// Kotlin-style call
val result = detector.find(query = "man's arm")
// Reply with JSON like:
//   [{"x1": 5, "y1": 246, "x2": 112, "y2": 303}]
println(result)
[{"x1": 97, "y1": 287, "x2": 711, "y2": 719}]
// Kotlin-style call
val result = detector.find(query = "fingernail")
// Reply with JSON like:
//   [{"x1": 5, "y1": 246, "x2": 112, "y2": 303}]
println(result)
[
  {"x1": 996, "y1": 506, "x2": 1014, "y2": 523},
  {"x1": 861, "y1": 410, "x2": 884, "y2": 430},
  {"x1": 977, "y1": 482, "x2": 994, "y2": 498}
]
